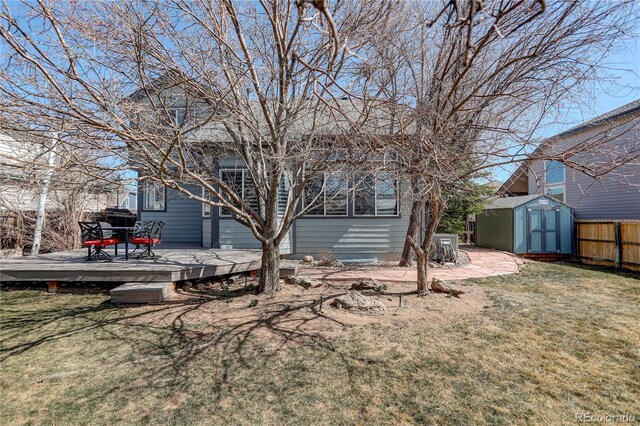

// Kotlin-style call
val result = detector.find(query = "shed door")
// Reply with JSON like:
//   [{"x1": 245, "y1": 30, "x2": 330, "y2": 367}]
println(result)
[{"x1": 527, "y1": 207, "x2": 560, "y2": 253}]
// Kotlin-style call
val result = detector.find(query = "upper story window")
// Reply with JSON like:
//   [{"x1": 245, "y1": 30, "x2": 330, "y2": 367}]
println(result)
[
  {"x1": 304, "y1": 172, "x2": 348, "y2": 216},
  {"x1": 142, "y1": 181, "x2": 166, "y2": 211},
  {"x1": 166, "y1": 107, "x2": 197, "y2": 127},
  {"x1": 354, "y1": 172, "x2": 399, "y2": 216},
  {"x1": 544, "y1": 160, "x2": 565, "y2": 202},
  {"x1": 545, "y1": 160, "x2": 564, "y2": 185}
]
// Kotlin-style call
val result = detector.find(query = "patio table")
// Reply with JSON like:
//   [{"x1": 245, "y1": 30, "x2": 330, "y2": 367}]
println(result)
[{"x1": 109, "y1": 226, "x2": 136, "y2": 260}]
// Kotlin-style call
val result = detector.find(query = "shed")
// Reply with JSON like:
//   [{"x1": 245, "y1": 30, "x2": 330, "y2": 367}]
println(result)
[{"x1": 476, "y1": 194, "x2": 574, "y2": 255}]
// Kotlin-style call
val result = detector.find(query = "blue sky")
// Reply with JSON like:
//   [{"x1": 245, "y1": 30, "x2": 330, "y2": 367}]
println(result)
[{"x1": 492, "y1": 35, "x2": 640, "y2": 183}]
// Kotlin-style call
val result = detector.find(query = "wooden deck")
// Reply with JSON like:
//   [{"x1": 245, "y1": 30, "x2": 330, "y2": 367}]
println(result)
[{"x1": 0, "y1": 248, "x2": 262, "y2": 283}]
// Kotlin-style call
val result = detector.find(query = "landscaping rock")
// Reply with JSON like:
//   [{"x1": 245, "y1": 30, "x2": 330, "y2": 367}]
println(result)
[
  {"x1": 431, "y1": 278, "x2": 466, "y2": 295},
  {"x1": 196, "y1": 283, "x2": 206, "y2": 290},
  {"x1": 302, "y1": 255, "x2": 314, "y2": 263},
  {"x1": 284, "y1": 276, "x2": 323, "y2": 289},
  {"x1": 330, "y1": 291, "x2": 386, "y2": 312},
  {"x1": 350, "y1": 278, "x2": 380, "y2": 291}
]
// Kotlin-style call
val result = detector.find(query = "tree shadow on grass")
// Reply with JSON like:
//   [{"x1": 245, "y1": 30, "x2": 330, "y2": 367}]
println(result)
[{"x1": 0, "y1": 288, "x2": 391, "y2": 418}]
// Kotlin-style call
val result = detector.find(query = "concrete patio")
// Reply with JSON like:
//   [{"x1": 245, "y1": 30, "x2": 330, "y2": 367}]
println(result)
[{"x1": 298, "y1": 247, "x2": 523, "y2": 282}]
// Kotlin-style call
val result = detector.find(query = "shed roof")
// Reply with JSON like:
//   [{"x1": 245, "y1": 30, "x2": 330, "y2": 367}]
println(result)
[{"x1": 483, "y1": 194, "x2": 571, "y2": 210}]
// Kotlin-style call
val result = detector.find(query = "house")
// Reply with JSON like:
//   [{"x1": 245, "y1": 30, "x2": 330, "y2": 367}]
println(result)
[
  {"x1": 137, "y1": 159, "x2": 410, "y2": 261},
  {"x1": 498, "y1": 99, "x2": 640, "y2": 220},
  {"x1": 132, "y1": 79, "x2": 411, "y2": 260},
  {"x1": 0, "y1": 131, "x2": 112, "y2": 214},
  {"x1": 108, "y1": 187, "x2": 138, "y2": 213}
]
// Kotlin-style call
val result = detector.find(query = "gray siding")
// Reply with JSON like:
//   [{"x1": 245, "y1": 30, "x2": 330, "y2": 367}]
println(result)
[
  {"x1": 140, "y1": 184, "x2": 202, "y2": 245},
  {"x1": 528, "y1": 119, "x2": 640, "y2": 220},
  {"x1": 294, "y1": 217, "x2": 409, "y2": 260},
  {"x1": 218, "y1": 218, "x2": 293, "y2": 254},
  {"x1": 203, "y1": 219, "x2": 211, "y2": 248},
  {"x1": 219, "y1": 219, "x2": 261, "y2": 250}
]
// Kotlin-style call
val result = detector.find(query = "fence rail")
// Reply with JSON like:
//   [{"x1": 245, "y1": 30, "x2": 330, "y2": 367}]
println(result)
[{"x1": 575, "y1": 220, "x2": 640, "y2": 272}]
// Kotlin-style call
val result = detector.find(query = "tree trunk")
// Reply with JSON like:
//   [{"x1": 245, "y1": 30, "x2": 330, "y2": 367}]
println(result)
[
  {"x1": 416, "y1": 249, "x2": 428, "y2": 294},
  {"x1": 399, "y1": 198, "x2": 425, "y2": 266},
  {"x1": 31, "y1": 141, "x2": 57, "y2": 256},
  {"x1": 258, "y1": 241, "x2": 281, "y2": 294},
  {"x1": 414, "y1": 193, "x2": 446, "y2": 294}
]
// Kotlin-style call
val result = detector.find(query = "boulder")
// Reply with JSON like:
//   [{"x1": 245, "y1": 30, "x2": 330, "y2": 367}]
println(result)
[
  {"x1": 431, "y1": 278, "x2": 466, "y2": 295},
  {"x1": 284, "y1": 276, "x2": 323, "y2": 289},
  {"x1": 330, "y1": 291, "x2": 386, "y2": 312},
  {"x1": 350, "y1": 278, "x2": 380, "y2": 291},
  {"x1": 302, "y1": 255, "x2": 314, "y2": 263}
]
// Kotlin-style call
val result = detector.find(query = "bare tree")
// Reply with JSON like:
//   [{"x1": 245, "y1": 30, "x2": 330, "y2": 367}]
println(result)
[
  {"x1": 363, "y1": 0, "x2": 639, "y2": 293},
  {"x1": 0, "y1": 0, "x2": 398, "y2": 292},
  {"x1": 0, "y1": 127, "x2": 114, "y2": 253}
]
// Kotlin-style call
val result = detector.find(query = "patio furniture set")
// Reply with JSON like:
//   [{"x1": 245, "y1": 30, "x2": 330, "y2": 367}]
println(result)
[{"x1": 79, "y1": 220, "x2": 165, "y2": 262}]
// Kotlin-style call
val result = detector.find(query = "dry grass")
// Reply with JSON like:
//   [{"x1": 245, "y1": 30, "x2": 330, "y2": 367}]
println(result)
[{"x1": 1, "y1": 262, "x2": 638, "y2": 425}]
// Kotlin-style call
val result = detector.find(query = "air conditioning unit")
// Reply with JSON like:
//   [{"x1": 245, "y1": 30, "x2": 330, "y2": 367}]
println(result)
[{"x1": 431, "y1": 234, "x2": 459, "y2": 264}]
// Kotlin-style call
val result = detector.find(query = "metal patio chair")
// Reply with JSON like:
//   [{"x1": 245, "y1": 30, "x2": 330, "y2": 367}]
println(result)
[
  {"x1": 129, "y1": 220, "x2": 164, "y2": 259},
  {"x1": 79, "y1": 221, "x2": 119, "y2": 262}
]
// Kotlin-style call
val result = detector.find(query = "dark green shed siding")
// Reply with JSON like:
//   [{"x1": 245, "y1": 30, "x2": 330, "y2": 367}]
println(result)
[{"x1": 476, "y1": 208, "x2": 513, "y2": 252}]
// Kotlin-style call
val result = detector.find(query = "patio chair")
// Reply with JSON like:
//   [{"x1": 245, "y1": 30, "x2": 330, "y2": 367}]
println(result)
[
  {"x1": 130, "y1": 220, "x2": 164, "y2": 259},
  {"x1": 79, "y1": 221, "x2": 119, "y2": 262}
]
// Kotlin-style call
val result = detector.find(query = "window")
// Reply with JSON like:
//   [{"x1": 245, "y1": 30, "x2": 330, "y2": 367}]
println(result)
[
  {"x1": 166, "y1": 107, "x2": 197, "y2": 126},
  {"x1": 304, "y1": 172, "x2": 348, "y2": 216},
  {"x1": 202, "y1": 187, "x2": 212, "y2": 217},
  {"x1": 354, "y1": 172, "x2": 398, "y2": 216},
  {"x1": 547, "y1": 187, "x2": 565, "y2": 202},
  {"x1": 545, "y1": 160, "x2": 565, "y2": 202},
  {"x1": 220, "y1": 169, "x2": 259, "y2": 216},
  {"x1": 143, "y1": 181, "x2": 165, "y2": 211},
  {"x1": 545, "y1": 160, "x2": 564, "y2": 184}
]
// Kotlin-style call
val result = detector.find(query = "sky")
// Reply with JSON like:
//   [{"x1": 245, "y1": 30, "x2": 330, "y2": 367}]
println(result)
[{"x1": 492, "y1": 35, "x2": 640, "y2": 183}]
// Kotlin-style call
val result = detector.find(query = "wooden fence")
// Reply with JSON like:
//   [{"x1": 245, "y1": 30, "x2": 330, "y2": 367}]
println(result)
[{"x1": 575, "y1": 220, "x2": 640, "y2": 272}]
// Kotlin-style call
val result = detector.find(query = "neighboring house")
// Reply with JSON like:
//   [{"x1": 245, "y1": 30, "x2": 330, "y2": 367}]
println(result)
[
  {"x1": 108, "y1": 188, "x2": 138, "y2": 213},
  {"x1": 498, "y1": 100, "x2": 640, "y2": 220},
  {"x1": 0, "y1": 131, "x2": 111, "y2": 213}
]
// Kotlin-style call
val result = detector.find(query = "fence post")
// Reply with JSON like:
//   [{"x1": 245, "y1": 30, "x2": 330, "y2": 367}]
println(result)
[{"x1": 614, "y1": 221, "x2": 622, "y2": 269}]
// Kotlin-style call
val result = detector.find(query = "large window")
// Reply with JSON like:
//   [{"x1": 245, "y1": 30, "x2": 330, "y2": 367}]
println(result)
[
  {"x1": 220, "y1": 169, "x2": 258, "y2": 216},
  {"x1": 304, "y1": 172, "x2": 348, "y2": 216},
  {"x1": 143, "y1": 181, "x2": 166, "y2": 211},
  {"x1": 545, "y1": 160, "x2": 564, "y2": 184},
  {"x1": 545, "y1": 160, "x2": 565, "y2": 202},
  {"x1": 354, "y1": 172, "x2": 398, "y2": 216}
]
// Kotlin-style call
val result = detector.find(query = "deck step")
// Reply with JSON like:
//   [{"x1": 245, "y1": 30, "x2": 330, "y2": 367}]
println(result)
[{"x1": 110, "y1": 281, "x2": 174, "y2": 304}]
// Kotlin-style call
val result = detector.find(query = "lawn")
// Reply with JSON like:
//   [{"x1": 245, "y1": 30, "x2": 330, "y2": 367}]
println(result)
[{"x1": 1, "y1": 262, "x2": 638, "y2": 425}]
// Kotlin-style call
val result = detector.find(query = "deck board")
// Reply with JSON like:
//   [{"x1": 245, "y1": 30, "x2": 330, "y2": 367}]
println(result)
[{"x1": 0, "y1": 249, "x2": 262, "y2": 283}]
